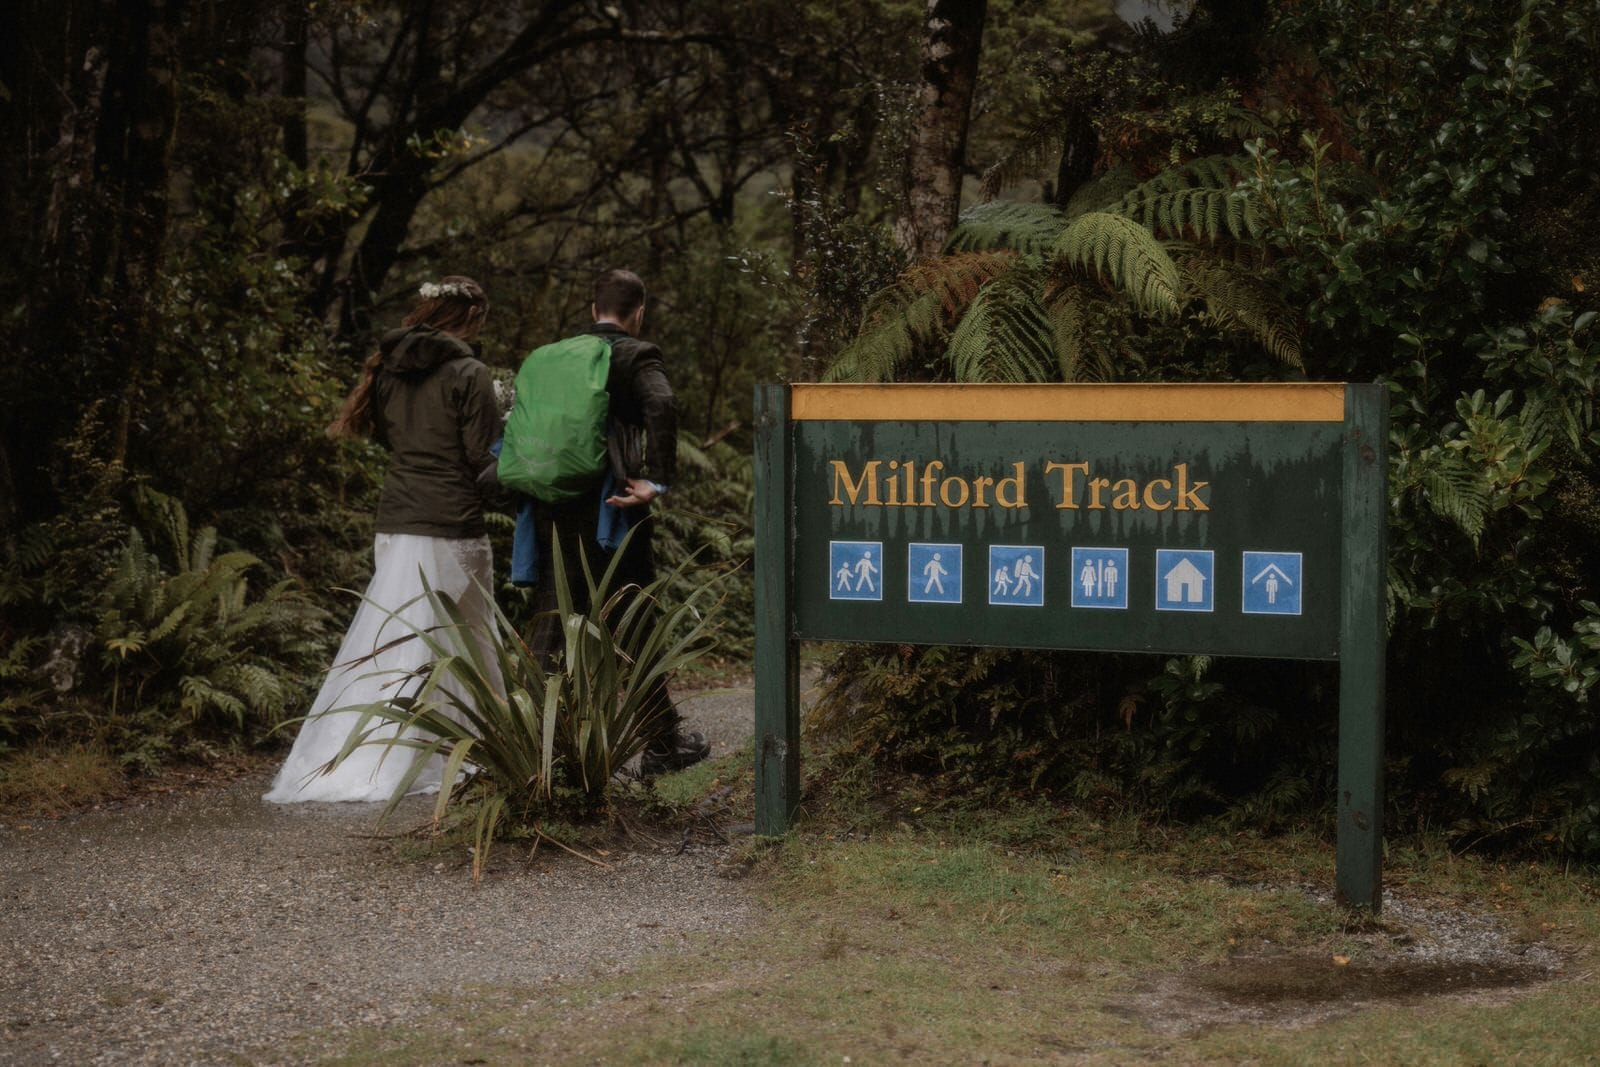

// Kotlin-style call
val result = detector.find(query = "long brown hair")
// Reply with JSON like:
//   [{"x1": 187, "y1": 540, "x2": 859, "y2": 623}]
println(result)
[{"x1": 327, "y1": 276, "x2": 490, "y2": 439}]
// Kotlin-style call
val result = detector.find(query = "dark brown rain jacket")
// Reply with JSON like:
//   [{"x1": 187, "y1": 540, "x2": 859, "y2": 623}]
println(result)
[{"x1": 371, "y1": 325, "x2": 500, "y2": 539}]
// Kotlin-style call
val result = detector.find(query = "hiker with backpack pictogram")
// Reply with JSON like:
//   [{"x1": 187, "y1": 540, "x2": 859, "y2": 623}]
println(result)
[{"x1": 497, "y1": 268, "x2": 710, "y2": 776}]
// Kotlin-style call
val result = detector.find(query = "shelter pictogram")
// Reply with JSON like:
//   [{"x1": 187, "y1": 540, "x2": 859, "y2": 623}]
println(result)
[
  {"x1": 1243, "y1": 551, "x2": 1304, "y2": 615},
  {"x1": 1155, "y1": 549, "x2": 1214, "y2": 613}
]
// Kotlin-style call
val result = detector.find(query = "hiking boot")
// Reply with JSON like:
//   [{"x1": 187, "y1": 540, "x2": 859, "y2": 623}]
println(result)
[{"x1": 641, "y1": 730, "x2": 711, "y2": 776}]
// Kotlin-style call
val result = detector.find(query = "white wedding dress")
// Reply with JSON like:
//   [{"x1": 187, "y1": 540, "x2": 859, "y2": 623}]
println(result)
[{"x1": 264, "y1": 533, "x2": 503, "y2": 803}]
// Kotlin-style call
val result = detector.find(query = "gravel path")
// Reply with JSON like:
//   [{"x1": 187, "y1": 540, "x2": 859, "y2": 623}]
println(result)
[{"x1": 0, "y1": 683, "x2": 766, "y2": 1066}]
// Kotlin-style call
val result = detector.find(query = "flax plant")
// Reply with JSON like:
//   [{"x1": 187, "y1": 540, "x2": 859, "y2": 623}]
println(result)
[{"x1": 317, "y1": 531, "x2": 720, "y2": 876}]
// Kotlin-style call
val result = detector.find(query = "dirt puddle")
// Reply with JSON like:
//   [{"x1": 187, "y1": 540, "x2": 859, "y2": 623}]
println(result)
[{"x1": 1106, "y1": 887, "x2": 1564, "y2": 1035}]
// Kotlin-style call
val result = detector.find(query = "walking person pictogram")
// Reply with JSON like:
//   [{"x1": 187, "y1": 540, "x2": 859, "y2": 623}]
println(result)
[
  {"x1": 988, "y1": 545, "x2": 1045, "y2": 607},
  {"x1": 1011, "y1": 554, "x2": 1037, "y2": 597},
  {"x1": 854, "y1": 549, "x2": 878, "y2": 593},
  {"x1": 993, "y1": 565, "x2": 1011, "y2": 596},
  {"x1": 829, "y1": 540, "x2": 884, "y2": 601},
  {"x1": 908, "y1": 543, "x2": 963, "y2": 605}
]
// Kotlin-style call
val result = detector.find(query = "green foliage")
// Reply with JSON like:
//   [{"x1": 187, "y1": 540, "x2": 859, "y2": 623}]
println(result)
[
  {"x1": 821, "y1": 0, "x2": 1600, "y2": 860},
  {"x1": 1053, "y1": 211, "x2": 1183, "y2": 317},
  {"x1": 328, "y1": 533, "x2": 720, "y2": 876},
  {"x1": 828, "y1": 146, "x2": 1299, "y2": 385},
  {"x1": 813, "y1": 643, "x2": 1320, "y2": 822},
  {"x1": 92, "y1": 490, "x2": 330, "y2": 767},
  {"x1": 944, "y1": 261, "x2": 1056, "y2": 383},
  {"x1": 1179, "y1": 254, "x2": 1303, "y2": 367},
  {"x1": 823, "y1": 253, "x2": 1018, "y2": 383},
  {"x1": 944, "y1": 201, "x2": 1069, "y2": 258},
  {"x1": 1113, "y1": 156, "x2": 1262, "y2": 242},
  {"x1": 654, "y1": 440, "x2": 757, "y2": 663}
]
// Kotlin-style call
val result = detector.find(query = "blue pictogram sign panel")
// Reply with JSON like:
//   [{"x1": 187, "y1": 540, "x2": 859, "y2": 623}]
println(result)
[
  {"x1": 1243, "y1": 551, "x2": 1303, "y2": 616},
  {"x1": 908, "y1": 543, "x2": 962, "y2": 604},
  {"x1": 1155, "y1": 549, "x2": 1214, "y2": 613},
  {"x1": 830, "y1": 541, "x2": 884, "y2": 601},
  {"x1": 989, "y1": 545, "x2": 1045, "y2": 607},
  {"x1": 1070, "y1": 547, "x2": 1129, "y2": 610}
]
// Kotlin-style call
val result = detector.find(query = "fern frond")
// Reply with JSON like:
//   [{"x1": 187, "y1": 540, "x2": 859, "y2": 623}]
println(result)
[
  {"x1": 1180, "y1": 255, "x2": 1304, "y2": 367},
  {"x1": 675, "y1": 437, "x2": 715, "y2": 474},
  {"x1": 1042, "y1": 282, "x2": 1126, "y2": 382},
  {"x1": 147, "y1": 601, "x2": 193, "y2": 643},
  {"x1": 945, "y1": 202, "x2": 1067, "y2": 258},
  {"x1": 1052, "y1": 212, "x2": 1182, "y2": 318},
  {"x1": 1062, "y1": 165, "x2": 1139, "y2": 218},
  {"x1": 136, "y1": 486, "x2": 190, "y2": 569},
  {"x1": 1112, "y1": 155, "x2": 1262, "y2": 242},
  {"x1": 189, "y1": 526, "x2": 218, "y2": 574},
  {"x1": 903, "y1": 251, "x2": 1019, "y2": 317},
  {"x1": 825, "y1": 253, "x2": 1018, "y2": 383},
  {"x1": 180, "y1": 674, "x2": 246, "y2": 724},
  {"x1": 8, "y1": 525, "x2": 57, "y2": 572},
  {"x1": 216, "y1": 662, "x2": 289, "y2": 716},
  {"x1": 943, "y1": 264, "x2": 1054, "y2": 383},
  {"x1": 1420, "y1": 455, "x2": 1491, "y2": 546},
  {"x1": 1212, "y1": 107, "x2": 1275, "y2": 144},
  {"x1": 824, "y1": 289, "x2": 941, "y2": 383}
]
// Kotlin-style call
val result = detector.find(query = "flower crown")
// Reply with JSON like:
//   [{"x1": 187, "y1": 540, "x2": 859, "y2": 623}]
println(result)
[{"x1": 418, "y1": 280, "x2": 476, "y2": 301}]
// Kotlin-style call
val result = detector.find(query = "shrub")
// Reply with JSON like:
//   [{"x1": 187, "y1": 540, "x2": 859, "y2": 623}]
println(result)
[
  {"x1": 93, "y1": 490, "x2": 330, "y2": 769},
  {"x1": 325, "y1": 533, "x2": 720, "y2": 878}
]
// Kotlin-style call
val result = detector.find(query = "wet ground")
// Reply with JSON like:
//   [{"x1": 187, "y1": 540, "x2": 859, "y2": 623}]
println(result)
[{"x1": 1106, "y1": 887, "x2": 1564, "y2": 1035}]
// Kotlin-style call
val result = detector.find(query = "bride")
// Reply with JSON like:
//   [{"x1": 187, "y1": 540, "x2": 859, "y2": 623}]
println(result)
[{"x1": 266, "y1": 277, "x2": 504, "y2": 803}]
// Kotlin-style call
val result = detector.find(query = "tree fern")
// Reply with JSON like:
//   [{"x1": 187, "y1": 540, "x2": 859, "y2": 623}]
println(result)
[
  {"x1": 1112, "y1": 155, "x2": 1263, "y2": 241},
  {"x1": 944, "y1": 263, "x2": 1055, "y2": 383},
  {"x1": 945, "y1": 202, "x2": 1067, "y2": 258},
  {"x1": 905, "y1": 252, "x2": 1019, "y2": 318},
  {"x1": 1179, "y1": 255, "x2": 1304, "y2": 367},
  {"x1": 1062, "y1": 164, "x2": 1139, "y2": 218},
  {"x1": 825, "y1": 253, "x2": 1016, "y2": 383},
  {"x1": 1043, "y1": 282, "x2": 1127, "y2": 382},
  {"x1": 1052, "y1": 212, "x2": 1183, "y2": 318}
]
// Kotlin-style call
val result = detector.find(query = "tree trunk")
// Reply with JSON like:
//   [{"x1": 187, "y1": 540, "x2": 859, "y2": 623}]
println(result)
[
  {"x1": 281, "y1": 0, "x2": 309, "y2": 171},
  {"x1": 894, "y1": 0, "x2": 987, "y2": 260},
  {"x1": 5, "y1": 0, "x2": 183, "y2": 514}
]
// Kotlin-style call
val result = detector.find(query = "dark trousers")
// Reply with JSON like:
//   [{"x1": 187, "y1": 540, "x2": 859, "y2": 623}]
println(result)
[{"x1": 527, "y1": 497, "x2": 680, "y2": 745}]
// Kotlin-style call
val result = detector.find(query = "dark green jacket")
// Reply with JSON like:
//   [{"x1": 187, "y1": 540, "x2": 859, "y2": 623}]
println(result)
[{"x1": 372, "y1": 326, "x2": 499, "y2": 538}]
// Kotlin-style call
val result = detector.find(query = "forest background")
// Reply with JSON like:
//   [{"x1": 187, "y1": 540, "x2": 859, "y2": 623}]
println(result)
[{"x1": 2, "y1": 0, "x2": 1599, "y2": 860}]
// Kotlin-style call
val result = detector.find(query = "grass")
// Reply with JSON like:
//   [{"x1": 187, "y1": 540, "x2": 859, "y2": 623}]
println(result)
[
  {"x1": 316, "y1": 786, "x2": 1600, "y2": 1065},
  {"x1": 651, "y1": 749, "x2": 748, "y2": 809},
  {"x1": 0, "y1": 743, "x2": 125, "y2": 816}
]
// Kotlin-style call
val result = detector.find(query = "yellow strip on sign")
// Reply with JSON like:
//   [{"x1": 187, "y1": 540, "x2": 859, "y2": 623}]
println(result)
[{"x1": 789, "y1": 383, "x2": 1347, "y2": 422}]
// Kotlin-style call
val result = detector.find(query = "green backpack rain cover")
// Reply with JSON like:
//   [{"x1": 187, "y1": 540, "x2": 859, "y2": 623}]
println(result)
[{"x1": 497, "y1": 334, "x2": 612, "y2": 501}]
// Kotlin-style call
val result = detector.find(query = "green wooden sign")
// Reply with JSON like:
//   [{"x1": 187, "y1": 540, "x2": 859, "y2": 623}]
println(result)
[{"x1": 755, "y1": 383, "x2": 1388, "y2": 910}]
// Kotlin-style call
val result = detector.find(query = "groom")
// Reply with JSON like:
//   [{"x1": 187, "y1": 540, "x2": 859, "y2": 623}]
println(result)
[{"x1": 524, "y1": 268, "x2": 710, "y2": 776}]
